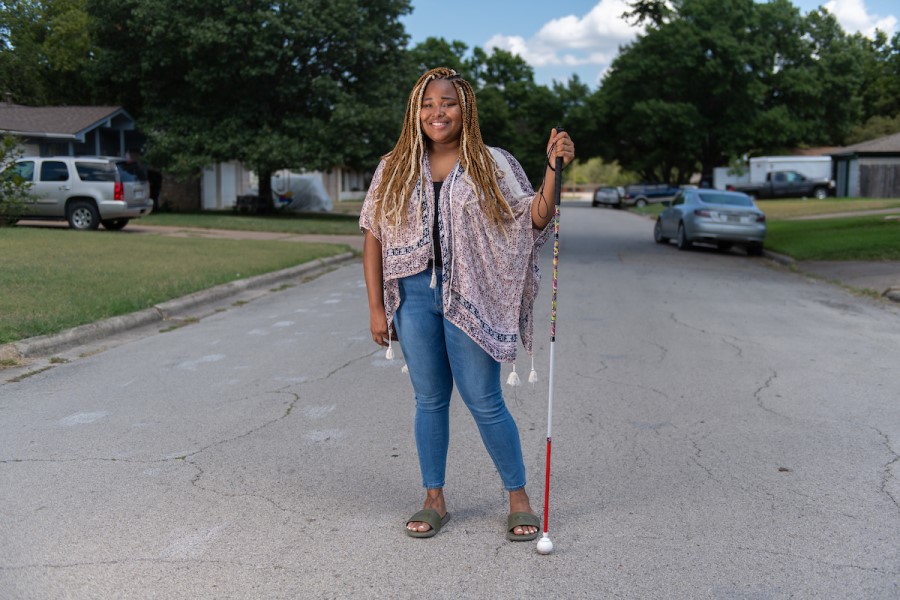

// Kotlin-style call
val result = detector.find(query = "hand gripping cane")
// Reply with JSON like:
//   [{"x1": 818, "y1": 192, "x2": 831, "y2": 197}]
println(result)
[{"x1": 537, "y1": 127, "x2": 564, "y2": 555}]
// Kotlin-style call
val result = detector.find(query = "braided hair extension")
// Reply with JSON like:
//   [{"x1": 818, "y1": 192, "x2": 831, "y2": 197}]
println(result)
[{"x1": 372, "y1": 67, "x2": 513, "y2": 229}]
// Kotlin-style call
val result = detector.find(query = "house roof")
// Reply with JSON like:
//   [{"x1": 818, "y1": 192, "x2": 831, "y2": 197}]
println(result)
[
  {"x1": 832, "y1": 132, "x2": 900, "y2": 157},
  {"x1": 0, "y1": 103, "x2": 133, "y2": 140},
  {"x1": 790, "y1": 146, "x2": 843, "y2": 156}
]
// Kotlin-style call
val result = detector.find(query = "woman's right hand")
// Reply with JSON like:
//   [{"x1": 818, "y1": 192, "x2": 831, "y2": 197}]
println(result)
[{"x1": 369, "y1": 308, "x2": 393, "y2": 347}]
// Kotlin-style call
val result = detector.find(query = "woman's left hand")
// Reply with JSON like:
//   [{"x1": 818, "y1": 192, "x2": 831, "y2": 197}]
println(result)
[{"x1": 547, "y1": 128, "x2": 575, "y2": 171}]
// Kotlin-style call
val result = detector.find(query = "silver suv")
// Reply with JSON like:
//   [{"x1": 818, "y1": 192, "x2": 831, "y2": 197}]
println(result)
[{"x1": 10, "y1": 156, "x2": 153, "y2": 230}]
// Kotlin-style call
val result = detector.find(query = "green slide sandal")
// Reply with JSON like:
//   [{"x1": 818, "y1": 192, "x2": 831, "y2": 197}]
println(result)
[
  {"x1": 507, "y1": 512, "x2": 540, "y2": 542},
  {"x1": 406, "y1": 509, "x2": 451, "y2": 538}
]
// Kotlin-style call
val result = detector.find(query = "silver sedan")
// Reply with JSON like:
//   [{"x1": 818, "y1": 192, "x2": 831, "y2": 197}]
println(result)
[{"x1": 654, "y1": 189, "x2": 766, "y2": 255}]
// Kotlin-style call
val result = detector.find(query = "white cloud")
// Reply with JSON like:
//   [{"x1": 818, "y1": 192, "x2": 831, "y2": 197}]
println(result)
[
  {"x1": 823, "y1": 0, "x2": 897, "y2": 37},
  {"x1": 485, "y1": 0, "x2": 898, "y2": 86},
  {"x1": 485, "y1": 0, "x2": 642, "y2": 83},
  {"x1": 536, "y1": 0, "x2": 641, "y2": 48}
]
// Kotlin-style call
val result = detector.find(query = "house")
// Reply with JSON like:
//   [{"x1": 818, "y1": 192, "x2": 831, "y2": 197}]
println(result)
[
  {"x1": 201, "y1": 162, "x2": 370, "y2": 211},
  {"x1": 831, "y1": 132, "x2": 900, "y2": 198},
  {"x1": 0, "y1": 101, "x2": 141, "y2": 157},
  {"x1": 0, "y1": 100, "x2": 370, "y2": 211}
]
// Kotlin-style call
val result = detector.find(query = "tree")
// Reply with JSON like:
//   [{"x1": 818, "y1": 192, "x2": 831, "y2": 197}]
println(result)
[
  {"x1": 88, "y1": 0, "x2": 411, "y2": 209},
  {"x1": 588, "y1": 0, "x2": 866, "y2": 183},
  {"x1": 407, "y1": 37, "x2": 470, "y2": 79},
  {"x1": 623, "y1": 0, "x2": 680, "y2": 27},
  {"x1": 0, "y1": 0, "x2": 94, "y2": 105},
  {"x1": 0, "y1": 135, "x2": 32, "y2": 223},
  {"x1": 846, "y1": 114, "x2": 900, "y2": 144},
  {"x1": 858, "y1": 30, "x2": 900, "y2": 122}
]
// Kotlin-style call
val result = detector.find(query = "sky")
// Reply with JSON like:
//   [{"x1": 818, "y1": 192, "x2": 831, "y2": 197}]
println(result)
[{"x1": 401, "y1": 0, "x2": 898, "y2": 88}]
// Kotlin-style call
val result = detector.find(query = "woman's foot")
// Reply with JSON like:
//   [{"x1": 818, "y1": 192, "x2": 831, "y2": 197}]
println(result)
[
  {"x1": 407, "y1": 488, "x2": 447, "y2": 534},
  {"x1": 509, "y1": 488, "x2": 539, "y2": 537}
]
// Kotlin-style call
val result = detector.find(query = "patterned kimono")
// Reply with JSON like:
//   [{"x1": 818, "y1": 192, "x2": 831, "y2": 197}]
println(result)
[{"x1": 360, "y1": 147, "x2": 552, "y2": 363}]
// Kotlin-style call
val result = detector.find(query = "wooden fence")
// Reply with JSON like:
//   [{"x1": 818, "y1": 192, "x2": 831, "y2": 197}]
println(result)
[{"x1": 860, "y1": 164, "x2": 900, "y2": 198}]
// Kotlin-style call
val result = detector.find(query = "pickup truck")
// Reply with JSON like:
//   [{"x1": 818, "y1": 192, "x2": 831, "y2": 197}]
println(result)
[{"x1": 728, "y1": 170, "x2": 833, "y2": 200}]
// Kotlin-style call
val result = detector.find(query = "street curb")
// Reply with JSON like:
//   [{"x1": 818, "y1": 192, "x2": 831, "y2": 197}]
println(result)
[
  {"x1": 763, "y1": 249, "x2": 795, "y2": 267},
  {"x1": 2, "y1": 252, "x2": 356, "y2": 359},
  {"x1": 764, "y1": 250, "x2": 900, "y2": 304}
]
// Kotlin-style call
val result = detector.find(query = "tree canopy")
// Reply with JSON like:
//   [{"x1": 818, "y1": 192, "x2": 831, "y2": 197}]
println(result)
[
  {"x1": 87, "y1": 0, "x2": 412, "y2": 205},
  {"x1": 0, "y1": 0, "x2": 94, "y2": 105},
  {"x1": 584, "y1": 0, "x2": 874, "y2": 184},
  {"x1": 1, "y1": 0, "x2": 897, "y2": 194}
]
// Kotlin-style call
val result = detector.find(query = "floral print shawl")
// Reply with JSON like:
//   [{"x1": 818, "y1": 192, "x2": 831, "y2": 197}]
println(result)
[{"x1": 360, "y1": 147, "x2": 552, "y2": 363}]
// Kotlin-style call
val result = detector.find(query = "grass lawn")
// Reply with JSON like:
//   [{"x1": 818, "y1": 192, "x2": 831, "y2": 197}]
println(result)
[
  {"x1": 755, "y1": 198, "x2": 900, "y2": 219},
  {"x1": 765, "y1": 215, "x2": 900, "y2": 261},
  {"x1": 0, "y1": 228, "x2": 350, "y2": 344}
]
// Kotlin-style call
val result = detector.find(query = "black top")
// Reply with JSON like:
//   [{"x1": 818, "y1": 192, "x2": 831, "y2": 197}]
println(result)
[{"x1": 432, "y1": 181, "x2": 443, "y2": 267}]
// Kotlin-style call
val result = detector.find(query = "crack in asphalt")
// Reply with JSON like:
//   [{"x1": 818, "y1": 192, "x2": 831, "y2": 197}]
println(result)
[
  {"x1": 649, "y1": 341, "x2": 669, "y2": 364},
  {"x1": 873, "y1": 427, "x2": 900, "y2": 512},
  {"x1": 754, "y1": 370, "x2": 790, "y2": 420},
  {"x1": 667, "y1": 312, "x2": 745, "y2": 358},
  {"x1": 689, "y1": 437, "x2": 721, "y2": 483}
]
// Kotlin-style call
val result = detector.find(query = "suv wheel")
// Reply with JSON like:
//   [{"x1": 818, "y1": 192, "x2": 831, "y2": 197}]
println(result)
[
  {"x1": 67, "y1": 200, "x2": 100, "y2": 230},
  {"x1": 635, "y1": 198, "x2": 648, "y2": 208},
  {"x1": 813, "y1": 187, "x2": 828, "y2": 200},
  {"x1": 102, "y1": 219, "x2": 130, "y2": 231}
]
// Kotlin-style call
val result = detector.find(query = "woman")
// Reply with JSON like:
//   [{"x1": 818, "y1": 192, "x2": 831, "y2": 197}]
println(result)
[{"x1": 360, "y1": 67, "x2": 574, "y2": 540}]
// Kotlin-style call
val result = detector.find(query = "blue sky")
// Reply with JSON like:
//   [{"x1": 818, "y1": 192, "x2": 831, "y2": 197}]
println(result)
[{"x1": 401, "y1": 0, "x2": 898, "y2": 88}]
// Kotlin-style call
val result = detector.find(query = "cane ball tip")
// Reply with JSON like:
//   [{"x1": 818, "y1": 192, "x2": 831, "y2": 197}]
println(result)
[{"x1": 536, "y1": 535, "x2": 554, "y2": 555}]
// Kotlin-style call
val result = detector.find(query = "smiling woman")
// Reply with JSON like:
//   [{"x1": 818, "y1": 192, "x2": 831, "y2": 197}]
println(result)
[{"x1": 359, "y1": 66, "x2": 574, "y2": 542}]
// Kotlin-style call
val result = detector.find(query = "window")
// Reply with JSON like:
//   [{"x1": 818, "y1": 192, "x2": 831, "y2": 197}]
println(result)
[
  {"x1": 76, "y1": 162, "x2": 116, "y2": 182},
  {"x1": 10, "y1": 161, "x2": 35, "y2": 182},
  {"x1": 115, "y1": 161, "x2": 148, "y2": 183},
  {"x1": 40, "y1": 161, "x2": 69, "y2": 182},
  {"x1": 699, "y1": 192, "x2": 753, "y2": 206}
]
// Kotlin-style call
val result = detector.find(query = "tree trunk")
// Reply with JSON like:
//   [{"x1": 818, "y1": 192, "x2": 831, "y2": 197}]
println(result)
[{"x1": 257, "y1": 167, "x2": 274, "y2": 213}]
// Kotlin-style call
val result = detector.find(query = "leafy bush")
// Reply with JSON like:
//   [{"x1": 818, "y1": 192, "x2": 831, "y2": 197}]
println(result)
[{"x1": 0, "y1": 136, "x2": 33, "y2": 224}]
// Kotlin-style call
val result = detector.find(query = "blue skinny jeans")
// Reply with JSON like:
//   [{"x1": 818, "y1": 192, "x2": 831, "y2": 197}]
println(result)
[{"x1": 393, "y1": 268, "x2": 527, "y2": 491}]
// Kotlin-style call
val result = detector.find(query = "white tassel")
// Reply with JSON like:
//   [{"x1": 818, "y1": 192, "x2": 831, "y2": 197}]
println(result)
[
  {"x1": 429, "y1": 267, "x2": 437, "y2": 289},
  {"x1": 528, "y1": 355, "x2": 539, "y2": 384},
  {"x1": 385, "y1": 337, "x2": 395, "y2": 360},
  {"x1": 506, "y1": 364, "x2": 521, "y2": 387},
  {"x1": 401, "y1": 363, "x2": 409, "y2": 374}
]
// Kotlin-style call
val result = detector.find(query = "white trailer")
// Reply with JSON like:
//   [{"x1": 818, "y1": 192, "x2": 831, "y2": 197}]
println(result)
[
  {"x1": 714, "y1": 156, "x2": 833, "y2": 189},
  {"x1": 749, "y1": 156, "x2": 832, "y2": 183}
]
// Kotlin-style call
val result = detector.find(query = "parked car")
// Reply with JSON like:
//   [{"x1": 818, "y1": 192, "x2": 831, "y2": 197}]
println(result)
[
  {"x1": 591, "y1": 185, "x2": 625, "y2": 208},
  {"x1": 623, "y1": 183, "x2": 680, "y2": 207},
  {"x1": 728, "y1": 170, "x2": 833, "y2": 200},
  {"x1": 654, "y1": 188, "x2": 766, "y2": 255},
  {"x1": 7, "y1": 156, "x2": 153, "y2": 230}
]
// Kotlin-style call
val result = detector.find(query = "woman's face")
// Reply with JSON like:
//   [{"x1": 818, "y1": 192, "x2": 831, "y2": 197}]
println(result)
[{"x1": 419, "y1": 79, "x2": 463, "y2": 147}]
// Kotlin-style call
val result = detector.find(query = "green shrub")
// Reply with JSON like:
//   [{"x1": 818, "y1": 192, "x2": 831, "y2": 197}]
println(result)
[{"x1": 0, "y1": 136, "x2": 32, "y2": 223}]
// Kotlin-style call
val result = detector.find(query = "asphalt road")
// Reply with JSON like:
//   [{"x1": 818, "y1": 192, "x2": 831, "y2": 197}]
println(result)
[{"x1": 2, "y1": 206, "x2": 899, "y2": 599}]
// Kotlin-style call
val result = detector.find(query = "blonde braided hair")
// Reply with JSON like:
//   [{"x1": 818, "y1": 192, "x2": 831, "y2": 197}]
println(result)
[{"x1": 372, "y1": 67, "x2": 513, "y2": 228}]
